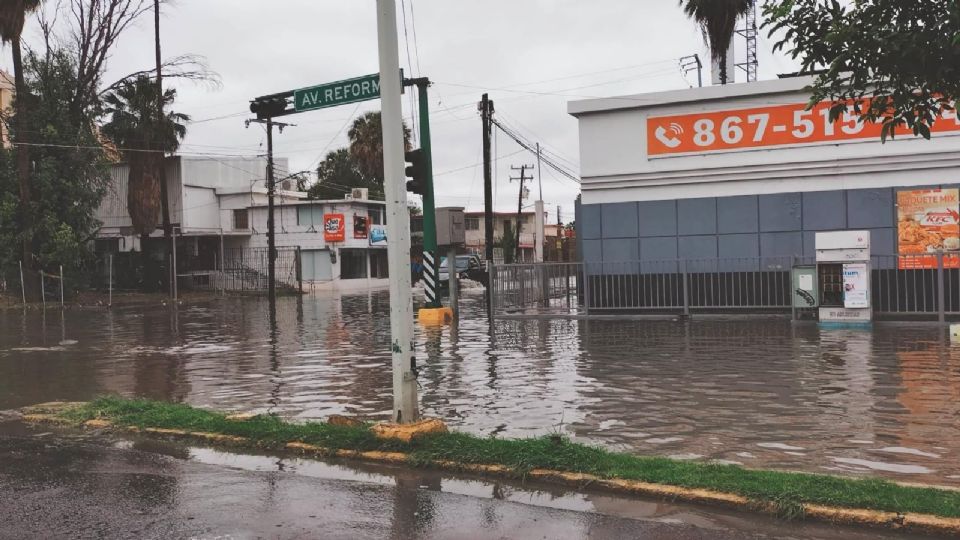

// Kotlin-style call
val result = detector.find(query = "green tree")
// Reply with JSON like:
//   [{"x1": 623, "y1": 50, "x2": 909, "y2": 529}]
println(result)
[
  {"x1": 0, "y1": 49, "x2": 110, "y2": 291},
  {"x1": 1, "y1": 0, "x2": 42, "y2": 299},
  {"x1": 309, "y1": 148, "x2": 381, "y2": 200},
  {"x1": 681, "y1": 0, "x2": 755, "y2": 85},
  {"x1": 101, "y1": 75, "x2": 188, "y2": 239},
  {"x1": 763, "y1": 0, "x2": 960, "y2": 140},
  {"x1": 347, "y1": 111, "x2": 411, "y2": 186}
]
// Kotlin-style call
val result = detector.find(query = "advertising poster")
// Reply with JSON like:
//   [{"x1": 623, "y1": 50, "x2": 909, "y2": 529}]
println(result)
[
  {"x1": 353, "y1": 215, "x2": 368, "y2": 239},
  {"x1": 369, "y1": 225, "x2": 387, "y2": 246},
  {"x1": 897, "y1": 189, "x2": 960, "y2": 269},
  {"x1": 842, "y1": 263, "x2": 869, "y2": 309},
  {"x1": 323, "y1": 213, "x2": 345, "y2": 242}
]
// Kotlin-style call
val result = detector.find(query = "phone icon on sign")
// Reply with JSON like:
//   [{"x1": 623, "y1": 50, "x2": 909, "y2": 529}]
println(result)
[{"x1": 654, "y1": 123, "x2": 684, "y2": 148}]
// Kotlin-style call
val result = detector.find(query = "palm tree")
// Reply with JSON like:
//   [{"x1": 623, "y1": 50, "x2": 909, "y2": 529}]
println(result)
[
  {"x1": 348, "y1": 111, "x2": 411, "y2": 185},
  {"x1": 681, "y1": 0, "x2": 754, "y2": 85},
  {"x1": 102, "y1": 76, "x2": 188, "y2": 251},
  {"x1": 1, "y1": 0, "x2": 41, "y2": 300}
]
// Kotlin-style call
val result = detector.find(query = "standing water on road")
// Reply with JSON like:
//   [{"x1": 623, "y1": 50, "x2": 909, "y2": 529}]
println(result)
[{"x1": 1, "y1": 291, "x2": 958, "y2": 487}]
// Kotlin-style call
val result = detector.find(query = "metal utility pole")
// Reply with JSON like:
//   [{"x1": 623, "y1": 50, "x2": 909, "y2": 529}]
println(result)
[
  {"x1": 680, "y1": 54, "x2": 703, "y2": 88},
  {"x1": 246, "y1": 117, "x2": 292, "y2": 305},
  {"x1": 154, "y1": 0, "x2": 174, "y2": 296},
  {"x1": 479, "y1": 94, "x2": 495, "y2": 264},
  {"x1": 535, "y1": 143, "x2": 543, "y2": 201},
  {"x1": 266, "y1": 119, "x2": 275, "y2": 302},
  {"x1": 405, "y1": 77, "x2": 440, "y2": 309},
  {"x1": 735, "y1": 5, "x2": 759, "y2": 83},
  {"x1": 377, "y1": 0, "x2": 419, "y2": 424},
  {"x1": 510, "y1": 165, "x2": 532, "y2": 263}
]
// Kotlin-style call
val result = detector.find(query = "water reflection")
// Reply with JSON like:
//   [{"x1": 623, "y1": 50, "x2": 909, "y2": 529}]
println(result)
[{"x1": 1, "y1": 292, "x2": 958, "y2": 486}]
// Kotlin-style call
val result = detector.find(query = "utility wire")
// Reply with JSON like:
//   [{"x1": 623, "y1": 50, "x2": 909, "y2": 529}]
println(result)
[{"x1": 490, "y1": 119, "x2": 580, "y2": 184}]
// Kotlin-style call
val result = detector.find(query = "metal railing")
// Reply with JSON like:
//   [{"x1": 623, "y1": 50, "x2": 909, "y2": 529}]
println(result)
[
  {"x1": 491, "y1": 253, "x2": 960, "y2": 320},
  {"x1": 180, "y1": 247, "x2": 300, "y2": 293}
]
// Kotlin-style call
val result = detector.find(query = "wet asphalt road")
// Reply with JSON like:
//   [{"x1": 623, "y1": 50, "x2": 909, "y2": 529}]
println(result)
[
  {"x1": 0, "y1": 420, "x2": 931, "y2": 540},
  {"x1": 0, "y1": 432, "x2": 746, "y2": 540}
]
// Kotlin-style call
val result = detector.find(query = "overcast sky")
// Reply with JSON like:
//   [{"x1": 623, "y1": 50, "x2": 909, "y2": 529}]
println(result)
[{"x1": 11, "y1": 0, "x2": 798, "y2": 224}]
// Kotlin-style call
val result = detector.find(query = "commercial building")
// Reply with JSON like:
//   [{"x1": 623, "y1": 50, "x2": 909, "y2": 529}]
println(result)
[
  {"x1": 569, "y1": 76, "x2": 960, "y2": 317},
  {"x1": 96, "y1": 157, "x2": 390, "y2": 290}
]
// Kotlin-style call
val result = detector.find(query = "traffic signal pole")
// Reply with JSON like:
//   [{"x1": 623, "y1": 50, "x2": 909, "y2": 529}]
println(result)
[
  {"x1": 406, "y1": 78, "x2": 440, "y2": 309},
  {"x1": 376, "y1": 0, "x2": 419, "y2": 424}
]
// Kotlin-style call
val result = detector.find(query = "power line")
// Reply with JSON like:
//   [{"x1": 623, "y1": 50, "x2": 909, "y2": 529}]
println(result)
[
  {"x1": 489, "y1": 119, "x2": 580, "y2": 184},
  {"x1": 408, "y1": 0, "x2": 423, "y2": 76}
]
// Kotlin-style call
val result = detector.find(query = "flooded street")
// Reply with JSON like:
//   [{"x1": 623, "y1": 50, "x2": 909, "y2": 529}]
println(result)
[{"x1": 1, "y1": 291, "x2": 958, "y2": 488}]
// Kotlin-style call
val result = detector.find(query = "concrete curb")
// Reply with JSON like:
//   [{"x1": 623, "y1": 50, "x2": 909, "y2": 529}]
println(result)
[{"x1": 18, "y1": 409, "x2": 960, "y2": 537}]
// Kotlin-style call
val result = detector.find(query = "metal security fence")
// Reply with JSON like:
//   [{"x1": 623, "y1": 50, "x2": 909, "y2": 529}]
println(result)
[
  {"x1": 178, "y1": 247, "x2": 301, "y2": 293},
  {"x1": 491, "y1": 254, "x2": 960, "y2": 320},
  {"x1": 490, "y1": 262, "x2": 581, "y2": 315}
]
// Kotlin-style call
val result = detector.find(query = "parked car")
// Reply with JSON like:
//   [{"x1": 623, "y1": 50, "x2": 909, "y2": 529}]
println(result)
[{"x1": 438, "y1": 254, "x2": 482, "y2": 284}]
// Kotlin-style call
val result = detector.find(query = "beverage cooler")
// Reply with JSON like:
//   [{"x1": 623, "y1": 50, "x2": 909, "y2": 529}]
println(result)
[{"x1": 815, "y1": 231, "x2": 872, "y2": 325}]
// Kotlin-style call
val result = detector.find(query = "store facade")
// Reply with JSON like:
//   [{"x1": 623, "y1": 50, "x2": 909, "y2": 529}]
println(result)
[{"x1": 569, "y1": 77, "x2": 960, "y2": 317}]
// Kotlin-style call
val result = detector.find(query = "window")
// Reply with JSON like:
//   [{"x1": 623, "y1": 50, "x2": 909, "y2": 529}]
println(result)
[
  {"x1": 233, "y1": 209, "x2": 249, "y2": 230},
  {"x1": 465, "y1": 217, "x2": 480, "y2": 231},
  {"x1": 369, "y1": 207, "x2": 384, "y2": 225},
  {"x1": 411, "y1": 217, "x2": 423, "y2": 233}
]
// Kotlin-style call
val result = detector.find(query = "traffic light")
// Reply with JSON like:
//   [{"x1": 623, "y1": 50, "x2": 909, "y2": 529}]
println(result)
[
  {"x1": 405, "y1": 148, "x2": 426, "y2": 195},
  {"x1": 249, "y1": 96, "x2": 290, "y2": 119}
]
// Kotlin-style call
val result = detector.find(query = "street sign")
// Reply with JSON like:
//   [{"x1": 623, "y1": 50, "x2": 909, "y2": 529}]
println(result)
[{"x1": 294, "y1": 73, "x2": 381, "y2": 112}]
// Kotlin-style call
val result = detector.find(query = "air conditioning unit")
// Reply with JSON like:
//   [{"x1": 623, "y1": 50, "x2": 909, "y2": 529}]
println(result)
[
  {"x1": 281, "y1": 180, "x2": 292, "y2": 191},
  {"x1": 347, "y1": 188, "x2": 369, "y2": 200}
]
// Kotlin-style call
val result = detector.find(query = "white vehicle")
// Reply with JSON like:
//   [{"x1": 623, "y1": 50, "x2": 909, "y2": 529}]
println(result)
[{"x1": 437, "y1": 254, "x2": 482, "y2": 284}]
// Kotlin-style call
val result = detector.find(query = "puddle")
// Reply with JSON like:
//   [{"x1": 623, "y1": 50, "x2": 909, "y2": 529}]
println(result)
[{"x1": 831, "y1": 457, "x2": 934, "y2": 475}]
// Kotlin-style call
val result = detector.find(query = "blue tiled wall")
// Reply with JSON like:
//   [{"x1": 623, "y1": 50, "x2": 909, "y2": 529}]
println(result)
[{"x1": 577, "y1": 185, "x2": 955, "y2": 266}]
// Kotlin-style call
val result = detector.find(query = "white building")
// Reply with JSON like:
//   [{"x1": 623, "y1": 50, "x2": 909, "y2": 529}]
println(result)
[
  {"x1": 462, "y1": 211, "x2": 540, "y2": 262},
  {"x1": 96, "y1": 156, "x2": 390, "y2": 290},
  {"x1": 569, "y1": 76, "x2": 960, "y2": 265}
]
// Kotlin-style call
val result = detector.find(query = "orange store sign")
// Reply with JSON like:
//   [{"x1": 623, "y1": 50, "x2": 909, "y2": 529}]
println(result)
[{"x1": 647, "y1": 100, "x2": 960, "y2": 156}]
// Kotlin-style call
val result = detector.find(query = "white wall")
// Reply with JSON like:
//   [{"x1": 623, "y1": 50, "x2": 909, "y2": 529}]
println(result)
[
  {"x1": 571, "y1": 78, "x2": 960, "y2": 204},
  {"x1": 182, "y1": 186, "x2": 219, "y2": 230}
]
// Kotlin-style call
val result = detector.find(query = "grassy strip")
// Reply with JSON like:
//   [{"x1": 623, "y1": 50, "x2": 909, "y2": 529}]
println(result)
[{"x1": 60, "y1": 396, "x2": 960, "y2": 519}]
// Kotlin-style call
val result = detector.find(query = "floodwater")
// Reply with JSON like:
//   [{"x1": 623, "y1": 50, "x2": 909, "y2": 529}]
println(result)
[{"x1": 1, "y1": 291, "x2": 959, "y2": 488}]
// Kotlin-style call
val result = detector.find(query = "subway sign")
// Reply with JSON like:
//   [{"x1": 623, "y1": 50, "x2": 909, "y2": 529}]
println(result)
[{"x1": 647, "y1": 100, "x2": 960, "y2": 156}]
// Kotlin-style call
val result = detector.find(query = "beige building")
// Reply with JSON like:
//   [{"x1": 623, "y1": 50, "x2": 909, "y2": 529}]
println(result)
[{"x1": 0, "y1": 70, "x2": 13, "y2": 147}]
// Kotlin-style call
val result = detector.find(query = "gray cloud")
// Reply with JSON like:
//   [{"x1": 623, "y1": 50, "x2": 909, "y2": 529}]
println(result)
[{"x1": 9, "y1": 0, "x2": 798, "y2": 225}]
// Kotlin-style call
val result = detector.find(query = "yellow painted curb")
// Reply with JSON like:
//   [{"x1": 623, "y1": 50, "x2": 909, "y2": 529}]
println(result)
[
  {"x1": 418, "y1": 307, "x2": 454, "y2": 326},
  {"x1": 371, "y1": 418, "x2": 448, "y2": 442},
  {"x1": 17, "y1": 406, "x2": 960, "y2": 537}
]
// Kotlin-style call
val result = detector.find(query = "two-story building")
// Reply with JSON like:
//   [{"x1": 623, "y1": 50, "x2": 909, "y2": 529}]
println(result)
[
  {"x1": 96, "y1": 156, "x2": 390, "y2": 290},
  {"x1": 464, "y1": 211, "x2": 540, "y2": 262}
]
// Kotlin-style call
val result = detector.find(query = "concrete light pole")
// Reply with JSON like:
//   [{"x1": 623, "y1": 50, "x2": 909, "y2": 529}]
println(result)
[{"x1": 376, "y1": 0, "x2": 419, "y2": 423}]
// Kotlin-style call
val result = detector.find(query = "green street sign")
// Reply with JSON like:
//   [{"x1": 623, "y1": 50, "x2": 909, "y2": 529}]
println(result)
[{"x1": 294, "y1": 73, "x2": 381, "y2": 112}]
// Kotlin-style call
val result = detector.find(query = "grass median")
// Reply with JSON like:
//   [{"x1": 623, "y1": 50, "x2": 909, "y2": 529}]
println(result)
[{"x1": 51, "y1": 396, "x2": 960, "y2": 521}]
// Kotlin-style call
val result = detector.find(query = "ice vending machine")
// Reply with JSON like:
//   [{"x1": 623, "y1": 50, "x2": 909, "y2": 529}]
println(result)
[{"x1": 815, "y1": 231, "x2": 872, "y2": 325}]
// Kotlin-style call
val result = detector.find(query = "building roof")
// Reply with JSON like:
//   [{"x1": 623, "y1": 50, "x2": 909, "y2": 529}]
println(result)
[
  {"x1": 246, "y1": 197, "x2": 386, "y2": 209},
  {"x1": 464, "y1": 211, "x2": 536, "y2": 217},
  {"x1": 567, "y1": 76, "x2": 816, "y2": 116}
]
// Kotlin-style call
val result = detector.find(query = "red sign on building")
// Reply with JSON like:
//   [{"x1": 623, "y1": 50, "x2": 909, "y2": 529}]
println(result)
[{"x1": 324, "y1": 213, "x2": 345, "y2": 242}]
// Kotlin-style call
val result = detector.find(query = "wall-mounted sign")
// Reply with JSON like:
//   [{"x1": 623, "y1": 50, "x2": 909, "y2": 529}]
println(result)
[
  {"x1": 842, "y1": 263, "x2": 869, "y2": 309},
  {"x1": 897, "y1": 189, "x2": 960, "y2": 269},
  {"x1": 353, "y1": 215, "x2": 368, "y2": 239},
  {"x1": 324, "y1": 213, "x2": 345, "y2": 242},
  {"x1": 369, "y1": 225, "x2": 387, "y2": 246},
  {"x1": 647, "y1": 99, "x2": 960, "y2": 156}
]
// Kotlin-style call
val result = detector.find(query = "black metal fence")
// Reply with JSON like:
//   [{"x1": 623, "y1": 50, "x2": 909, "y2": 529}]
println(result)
[
  {"x1": 178, "y1": 247, "x2": 300, "y2": 293},
  {"x1": 491, "y1": 254, "x2": 960, "y2": 320}
]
